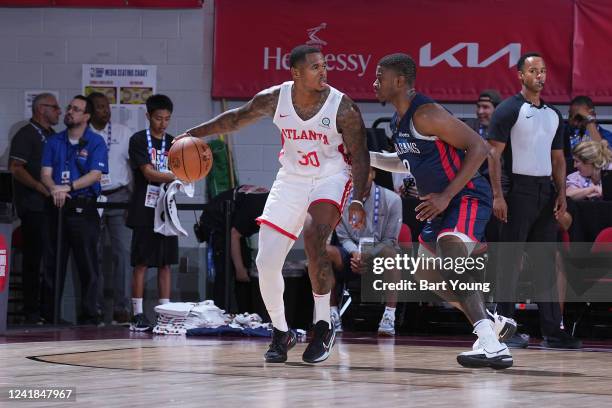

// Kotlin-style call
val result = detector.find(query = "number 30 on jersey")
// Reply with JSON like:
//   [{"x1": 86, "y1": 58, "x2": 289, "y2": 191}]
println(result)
[{"x1": 298, "y1": 151, "x2": 321, "y2": 167}]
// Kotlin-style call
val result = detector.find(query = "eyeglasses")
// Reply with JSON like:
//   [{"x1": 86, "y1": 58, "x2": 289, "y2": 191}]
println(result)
[
  {"x1": 40, "y1": 103, "x2": 61, "y2": 110},
  {"x1": 66, "y1": 105, "x2": 85, "y2": 113}
]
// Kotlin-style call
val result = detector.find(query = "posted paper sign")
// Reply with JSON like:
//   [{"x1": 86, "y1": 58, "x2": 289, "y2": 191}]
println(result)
[{"x1": 82, "y1": 64, "x2": 157, "y2": 135}]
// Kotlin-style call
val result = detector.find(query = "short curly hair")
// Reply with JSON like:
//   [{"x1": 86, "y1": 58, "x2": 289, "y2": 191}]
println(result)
[{"x1": 378, "y1": 53, "x2": 416, "y2": 85}]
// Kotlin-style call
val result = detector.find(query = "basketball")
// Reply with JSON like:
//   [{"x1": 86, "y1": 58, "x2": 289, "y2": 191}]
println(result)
[{"x1": 168, "y1": 136, "x2": 213, "y2": 182}]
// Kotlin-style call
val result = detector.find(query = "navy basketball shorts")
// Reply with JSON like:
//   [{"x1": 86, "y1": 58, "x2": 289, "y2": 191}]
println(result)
[{"x1": 418, "y1": 191, "x2": 492, "y2": 256}]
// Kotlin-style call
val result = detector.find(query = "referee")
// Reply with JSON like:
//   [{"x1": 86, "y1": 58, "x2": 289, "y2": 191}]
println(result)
[{"x1": 487, "y1": 52, "x2": 581, "y2": 349}]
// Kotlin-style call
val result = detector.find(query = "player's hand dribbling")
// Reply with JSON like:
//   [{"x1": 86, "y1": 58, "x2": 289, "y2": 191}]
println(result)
[
  {"x1": 172, "y1": 132, "x2": 191, "y2": 143},
  {"x1": 415, "y1": 192, "x2": 451, "y2": 221},
  {"x1": 349, "y1": 202, "x2": 366, "y2": 229}
]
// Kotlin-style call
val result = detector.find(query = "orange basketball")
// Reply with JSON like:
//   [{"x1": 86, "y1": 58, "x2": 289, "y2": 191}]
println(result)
[{"x1": 168, "y1": 136, "x2": 213, "y2": 182}]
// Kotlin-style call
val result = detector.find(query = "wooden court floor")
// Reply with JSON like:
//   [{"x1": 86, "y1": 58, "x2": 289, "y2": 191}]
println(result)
[{"x1": 2, "y1": 331, "x2": 612, "y2": 407}]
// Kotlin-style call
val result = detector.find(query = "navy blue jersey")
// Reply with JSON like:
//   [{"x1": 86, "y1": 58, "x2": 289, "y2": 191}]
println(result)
[{"x1": 391, "y1": 93, "x2": 490, "y2": 199}]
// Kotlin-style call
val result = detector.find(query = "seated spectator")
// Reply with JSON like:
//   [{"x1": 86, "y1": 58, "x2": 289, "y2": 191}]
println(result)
[
  {"x1": 564, "y1": 96, "x2": 612, "y2": 173},
  {"x1": 566, "y1": 140, "x2": 612, "y2": 200},
  {"x1": 465, "y1": 89, "x2": 502, "y2": 175},
  {"x1": 195, "y1": 184, "x2": 269, "y2": 312},
  {"x1": 326, "y1": 167, "x2": 402, "y2": 336}
]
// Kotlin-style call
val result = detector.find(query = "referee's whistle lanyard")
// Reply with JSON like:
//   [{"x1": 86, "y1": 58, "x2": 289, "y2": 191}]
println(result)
[{"x1": 146, "y1": 128, "x2": 167, "y2": 171}]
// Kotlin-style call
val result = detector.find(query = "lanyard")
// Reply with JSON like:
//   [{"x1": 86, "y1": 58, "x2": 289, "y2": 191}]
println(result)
[
  {"x1": 146, "y1": 128, "x2": 166, "y2": 170},
  {"x1": 64, "y1": 135, "x2": 84, "y2": 175},
  {"x1": 571, "y1": 128, "x2": 590, "y2": 148},
  {"x1": 106, "y1": 122, "x2": 112, "y2": 152},
  {"x1": 350, "y1": 185, "x2": 380, "y2": 226},
  {"x1": 30, "y1": 122, "x2": 47, "y2": 141}
]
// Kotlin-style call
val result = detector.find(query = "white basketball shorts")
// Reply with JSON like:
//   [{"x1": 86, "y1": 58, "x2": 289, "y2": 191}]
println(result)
[{"x1": 256, "y1": 168, "x2": 352, "y2": 240}]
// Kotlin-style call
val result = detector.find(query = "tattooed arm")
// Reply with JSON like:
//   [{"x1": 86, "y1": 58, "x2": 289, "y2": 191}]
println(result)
[
  {"x1": 337, "y1": 95, "x2": 370, "y2": 228},
  {"x1": 180, "y1": 87, "x2": 280, "y2": 139}
]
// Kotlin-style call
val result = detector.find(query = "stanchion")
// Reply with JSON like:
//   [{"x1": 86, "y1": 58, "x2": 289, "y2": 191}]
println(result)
[
  {"x1": 224, "y1": 199, "x2": 233, "y2": 312},
  {"x1": 53, "y1": 206, "x2": 63, "y2": 325}
]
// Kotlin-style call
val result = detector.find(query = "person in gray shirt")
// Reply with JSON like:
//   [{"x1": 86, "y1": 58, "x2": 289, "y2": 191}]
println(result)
[{"x1": 326, "y1": 167, "x2": 402, "y2": 335}]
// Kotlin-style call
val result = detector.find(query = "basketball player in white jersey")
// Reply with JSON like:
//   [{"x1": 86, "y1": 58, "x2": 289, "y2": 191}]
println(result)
[{"x1": 177, "y1": 45, "x2": 370, "y2": 364}]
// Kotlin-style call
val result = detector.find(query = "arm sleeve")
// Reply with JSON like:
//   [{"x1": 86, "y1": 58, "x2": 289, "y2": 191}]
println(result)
[
  {"x1": 369, "y1": 151, "x2": 410, "y2": 173},
  {"x1": 89, "y1": 138, "x2": 109, "y2": 173},
  {"x1": 129, "y1": 133, "x2": 150, "y2": 169},
  {"x1": 41, "y1": 138, "x2": 54, "y2": 168},
  {"x1": 486, "y1": 99, "x2": 520, "y2": 143},
  {"x1": 566, "y1": 171, "x2": 584, "y2": 189},
  {"x1": 380, "y1": 191, "x2": 402, "y2": 247},
  {"x1": 336, "y1": 214, "x2": 359, "y2": 253},
  {"x1": 9, "y1": 128, "x2": 31, "y2": 163},
  {"x1": 551, "y1": 109, "x2": 564, "y2": 150}
]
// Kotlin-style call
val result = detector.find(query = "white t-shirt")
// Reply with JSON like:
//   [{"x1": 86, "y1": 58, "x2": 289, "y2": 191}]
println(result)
[
  {"x1": 270, "y1": 81, "x2": 350, "y2": 178},
  {"x1": 90, "y1": 121, "x2": 132, "y2": 191}
]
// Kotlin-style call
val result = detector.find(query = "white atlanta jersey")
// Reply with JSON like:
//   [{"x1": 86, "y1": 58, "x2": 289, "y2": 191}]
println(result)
[{"x1": 271, "y1": 81, "x2": 350, "y2": 178}]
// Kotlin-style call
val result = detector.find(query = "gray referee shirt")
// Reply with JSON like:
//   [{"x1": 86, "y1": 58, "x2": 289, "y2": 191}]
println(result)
[
  {"x1": 487, "y1": 93, "x2": 564, "y2": 177},
  {"x1": 336, "y1": 182, "x2": 402, "y2": 253}
]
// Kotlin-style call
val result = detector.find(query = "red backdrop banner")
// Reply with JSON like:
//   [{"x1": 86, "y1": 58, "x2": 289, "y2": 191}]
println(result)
[
  {"x1": 573, "y1": 0, "x2": 612, "y2": 103},
  {"x1": 0, "y1": 0, "x2": 202, "y2": 7},
  {"x1": 213, "y1": 0, "x2": 576, "y2": 102}
]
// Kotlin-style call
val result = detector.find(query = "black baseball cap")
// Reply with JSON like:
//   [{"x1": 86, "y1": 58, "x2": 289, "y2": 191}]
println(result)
[{"x1": 478, "y1": 89, "x2": 502, "y2": 107}]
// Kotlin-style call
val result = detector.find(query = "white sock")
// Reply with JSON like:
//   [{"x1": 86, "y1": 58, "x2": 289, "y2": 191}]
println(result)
[
  {"x1": 384, "y1": 306, "x2": 396, "y2": 317},
  {"x1": 256, "y1": 225, "x2": 295, "y2": 332},
  {"x1": 313, "y1": 291, "x2": 331, "y2": 328},
  {"x1": 159, "y1": 298, "x2": 170, "y2": 305},
  {"x1": 132, "y1": 298, "x2": 143, "y2": 315},
  {"x1": 474, "y1": 319, "x2": 500, "y2": 348}
]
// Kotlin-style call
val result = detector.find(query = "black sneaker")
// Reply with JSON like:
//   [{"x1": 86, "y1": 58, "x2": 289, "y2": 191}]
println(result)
[
  {"x1": 541, "y1": 331, "x2": 582, "y2": 349},
  {"x1": 302, "y1": 321, "x2": 336, "y2": 364},
  {"x1": 264, "y1": 328, "x2": 297, "y2": 363},
  {"x1": 129, "y1": 313, "x2": 152, "y2": 332}
]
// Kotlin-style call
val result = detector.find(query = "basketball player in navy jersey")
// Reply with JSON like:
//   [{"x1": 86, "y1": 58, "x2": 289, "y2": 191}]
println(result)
[
  {"x1": 177, "y1": 45, "x2": 369, "y2": 364},
  {"x1": 369, "y1": 53, "x2": 514, "y2": 369}
]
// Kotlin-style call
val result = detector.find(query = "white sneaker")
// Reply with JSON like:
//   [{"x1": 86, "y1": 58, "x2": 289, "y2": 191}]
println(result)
[
  {"x1": 331, "y1": 308, "x2": 343, "y2": 333},
  {"x1": 457, "y1": 342, "x2": 513, "y2": 370},
  {"x1": 377, "y1": 312, "x2": 395, "y2": 336},
  {"x1": 472, "y1": 310, "x2": 517, "y2": 350}
]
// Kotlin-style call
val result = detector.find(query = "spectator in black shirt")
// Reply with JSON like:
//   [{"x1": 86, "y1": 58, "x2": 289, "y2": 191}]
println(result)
[
  {"x1": 230, "y1": 185, "x2": 270, "y2": 282},
  {"x1": 195, "y1": 185, "x2": 269, "y2": 312},
  {"x1": 127, "y1": 94, "x2": 178, "y2": 331},
  {"x1": 8, "y1": 93, "x2": 60, "y2": 323}
]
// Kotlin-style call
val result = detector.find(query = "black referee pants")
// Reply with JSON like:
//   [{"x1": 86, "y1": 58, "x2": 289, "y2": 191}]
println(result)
[{"x1": 495, "y1": 175, "x2": 562, "y2": 337}]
